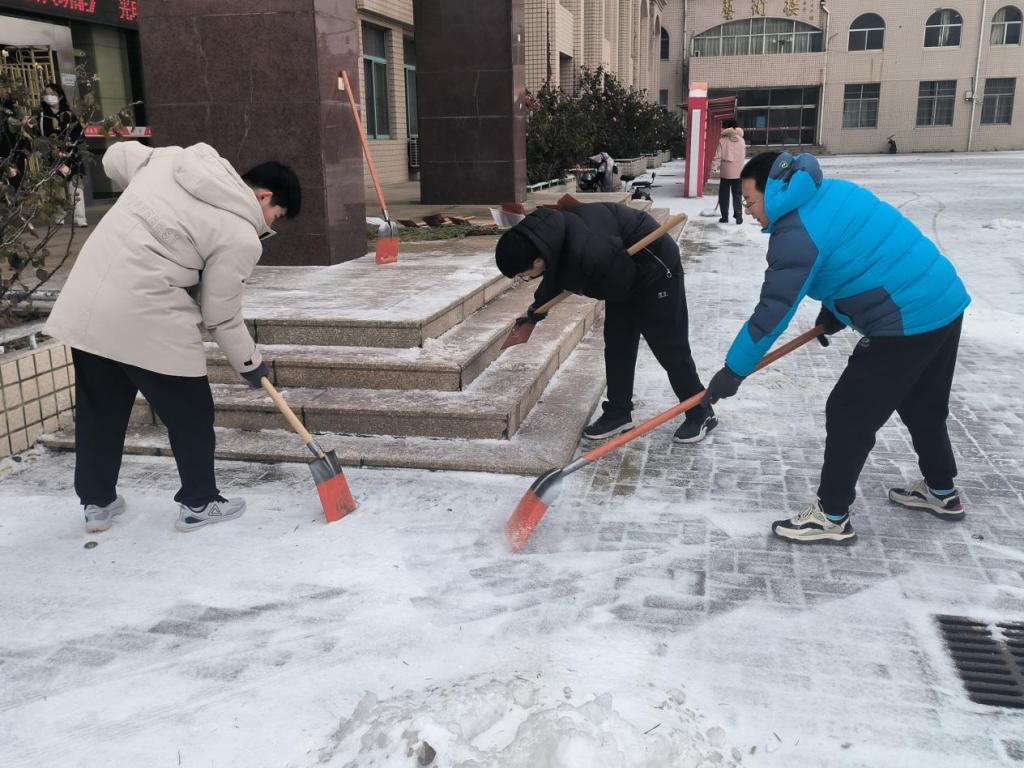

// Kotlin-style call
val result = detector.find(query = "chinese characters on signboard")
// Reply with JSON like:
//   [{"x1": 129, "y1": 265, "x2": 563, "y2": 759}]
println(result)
[{"x1": 0, "y1": 0, "x2": 139, "y2": 28}]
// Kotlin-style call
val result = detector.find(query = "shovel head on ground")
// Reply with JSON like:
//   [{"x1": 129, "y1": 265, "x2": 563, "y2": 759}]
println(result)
[
  {"x1": 500, "y1": 317, "x2": 538, "y2": 350},
  {"x1": 309, "y1": 448, "x2": 357, "y2": 523},
  {"x1": 375, "y1": 220, "x2": 400, "y2": 265}
]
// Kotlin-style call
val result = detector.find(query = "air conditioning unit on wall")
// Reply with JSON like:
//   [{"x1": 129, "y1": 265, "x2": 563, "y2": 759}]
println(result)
[{"x1": 408, "y1": 136, "x2": 420, "y2": 169}]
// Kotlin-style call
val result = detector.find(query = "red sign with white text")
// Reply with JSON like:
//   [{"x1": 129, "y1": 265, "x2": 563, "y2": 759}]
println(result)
[
  {"x1": 84, "y1": 124, "x2": 150, "y2": 138},
  {"x1": 0, "y1": 0, "x2": 139, "y2": 29}
]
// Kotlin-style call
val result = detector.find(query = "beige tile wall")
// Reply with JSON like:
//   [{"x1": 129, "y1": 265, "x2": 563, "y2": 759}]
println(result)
[
  {"x1": 684, "y1": 1, "x2": 1024, "y2": 154},
  {"x1": 0, "y1": 342, "x2": 75, "y2": 459}
]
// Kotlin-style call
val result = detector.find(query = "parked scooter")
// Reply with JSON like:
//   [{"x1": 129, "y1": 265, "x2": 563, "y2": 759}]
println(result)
[{"x1": 622, "y1": 172, "x2": 656, "y2": 201}]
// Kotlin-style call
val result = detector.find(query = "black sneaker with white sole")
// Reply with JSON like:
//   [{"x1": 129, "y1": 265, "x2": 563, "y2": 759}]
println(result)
[
  {"x1": 888, "y1": 480, "x2": 964, "y2": 520},
  {"x1": 673, "y1": 410, "x2": 717, "y2": 444},
  {"x1": 582, "y1": 412, "x2": 634, "y2": 441},
  {"x1": 771, "y1": 501, "x2": 857, "y2": 544}
]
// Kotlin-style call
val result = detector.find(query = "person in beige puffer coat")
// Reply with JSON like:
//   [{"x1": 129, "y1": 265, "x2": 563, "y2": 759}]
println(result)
[
  {"x1": 44, "y1": 141, "x2": 301, "y2": 533},
  {"x1": 713, "y1": 119, "x2": 747, "y2": 225}
]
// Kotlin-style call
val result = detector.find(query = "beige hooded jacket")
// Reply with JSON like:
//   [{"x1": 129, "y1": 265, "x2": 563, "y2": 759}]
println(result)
[
  {"x1": 714, "y1": 127, "x2": 747, "y2": 180},
  {"x1": 45, "y1": 142, "x2": 269, "y2": 378}
]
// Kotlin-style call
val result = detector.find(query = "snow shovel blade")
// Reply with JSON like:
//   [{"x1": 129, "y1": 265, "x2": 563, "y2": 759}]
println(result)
[
  {"x1": 499, "y1": 318, "x2": 537, "y2": 350},
  {"x1": 505, "y1": 468, "x2": 564, "y2": 552},
  {"x1": 309, "y1": 449, "x2": 357, "y2": 523},
  {"x1": 375, "y1": 220, "x2": 400, "y2": 265}
]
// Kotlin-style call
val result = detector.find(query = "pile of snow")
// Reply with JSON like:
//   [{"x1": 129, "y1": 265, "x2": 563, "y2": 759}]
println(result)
[
  {"x1": 317, "y1": 675, "x2": 743, "y2": 767},
  {"x1": 982, "y1": 218, "x2": 1024, "y2": 230}
]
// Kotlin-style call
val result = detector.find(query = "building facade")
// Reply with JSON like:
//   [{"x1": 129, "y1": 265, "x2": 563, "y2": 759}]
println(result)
[
  {"x1": 685, "y1": 1, "x2": 1024, "y2": 153},
  {"x1": 355, "y1": 0, "x2": 676, "y2": 193}
]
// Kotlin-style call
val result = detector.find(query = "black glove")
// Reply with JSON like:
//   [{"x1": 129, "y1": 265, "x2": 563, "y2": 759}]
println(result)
[
  {"x1": 704, "y1": 365, "x2": 744, "y2": 404},
  {"x1": 815, "y1": 307, "x2": 846, "y2": 347},
  {"x1": 515, "y1": 306, "x2": 548, "y2": 326},
  {"x1": 240, "y1": 361, "x2": 270, "y2": 389}
]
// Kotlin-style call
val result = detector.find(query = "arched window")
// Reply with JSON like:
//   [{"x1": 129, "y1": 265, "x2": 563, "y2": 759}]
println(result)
[
  {"x1": 924, "y1": 9, "x2": 963, "y2": 47},
  {"x1": 661, "y1": 27, "x2": 670, "y2": 59},
  {"x1": 849, "y1": 13, "x2": 885, "y2": 50},
  {"x1": 692, "y1": 18, "x2": 823, "y2": 57},
  {"x1": 991, "y1": 6, "x2": 1023, "y2": 45}
]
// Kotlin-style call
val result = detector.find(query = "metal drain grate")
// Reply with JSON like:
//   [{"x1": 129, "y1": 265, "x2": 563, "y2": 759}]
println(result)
[{"x1": 935, "y1": 615, "x2": 1024, "y2": 709}]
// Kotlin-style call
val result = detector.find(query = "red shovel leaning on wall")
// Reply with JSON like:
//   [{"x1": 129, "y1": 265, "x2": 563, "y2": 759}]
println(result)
[
  {"x1": 340, "y1": 69, "x2": 400, "y2": 265},
  {"x1": 504, "y1": 324, "x2": 827, "y2": 552}
]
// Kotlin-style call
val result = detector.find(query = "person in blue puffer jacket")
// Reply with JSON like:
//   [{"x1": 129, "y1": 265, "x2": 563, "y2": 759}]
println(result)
[{"x1": 703, "y1": 151, "x2": 971, "y2": 545}]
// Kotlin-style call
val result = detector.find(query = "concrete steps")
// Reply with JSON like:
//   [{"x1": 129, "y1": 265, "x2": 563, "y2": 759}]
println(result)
[
  {"x1": 138, "y1": 293, "x2": 599, "y2": 440},
  {"x1": 205, "y1": 280, "x2": 535, "y2": 391},
  {"x1": 40, "y1": 329, "x2": 607, "y2": 475},
  {"x1": 41, "y1": 208, "x2": 688, "y2": 473}
]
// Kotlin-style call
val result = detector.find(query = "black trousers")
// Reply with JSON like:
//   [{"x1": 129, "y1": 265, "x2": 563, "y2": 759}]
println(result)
[
  {"x1": 603, "y1": 269, "x2": 707, "y2": 421},
  {"x1": 72, "y1": 348, "x2": 220, "y2": 508},
  {"x1": 817, "y1": 315, "x2": 963, "y2": 516},
  {"x1": 718, "y1": 178, "x2": 742, "y2": 222}
]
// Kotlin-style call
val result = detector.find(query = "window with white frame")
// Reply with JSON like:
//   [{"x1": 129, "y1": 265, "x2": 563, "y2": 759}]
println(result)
[
  {"x1": 917, "y1": 80, "x2": 956, "y2": 126},
  {"x1": 842, "y1": 83, "x2": 880, "y2": 128},
  {"x1": 849, "y1": 13, "x2": 885, "y2": 51},
  {"x1": 924, "y1": 9, "x2": 963, "y2": 47},
  {"x1": 661, "y1": 28, "x2": 670, "y2": 59},
  {"x1": 981, "y1": 78, "x2": 1015, "y2": 124},
  {"x1": 362, "y1": 23, "x2": 390, "y2": 139},
  {"x1": 991, "y1": 6, "x2": 1023, "y2": 45},
  {"x1": 692, "y1": 18, "x2": 823, "y2": 57}
]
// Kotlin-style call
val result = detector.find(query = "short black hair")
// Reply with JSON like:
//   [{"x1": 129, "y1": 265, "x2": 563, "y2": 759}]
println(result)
[
  {"x1": 723, "y1": 118, "x2": 738, "y2": 129},
  {"x1": 242, "y1": 161, "x2": 302, "y2": 218},
  {"x1": 740, "y1": 151, "x2": 781, "y2": 193}
]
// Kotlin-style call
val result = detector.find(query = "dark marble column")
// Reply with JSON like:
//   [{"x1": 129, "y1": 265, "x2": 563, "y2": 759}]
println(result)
[
  {"x1": 137, "y1": 0, "x2": 366, "y2": 265},
  {"x1": 413, "y1": 0, "x2": 527, "y2": 204}
]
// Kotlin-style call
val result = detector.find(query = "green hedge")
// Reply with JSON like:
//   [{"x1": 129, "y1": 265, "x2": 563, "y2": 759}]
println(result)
[{"x1": 525, "y1": 67, "x2": 684, "y2": 185}]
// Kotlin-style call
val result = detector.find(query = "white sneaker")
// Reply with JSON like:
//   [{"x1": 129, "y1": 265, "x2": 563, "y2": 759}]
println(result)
[
  {"x1": 85, "y1": 496, "x2": 126, "y2": 533},
  {"x1": 771, "y1": 500, "x2": 856, "y2": 544},
  {"x1": 175, "y1": 497, "x2": 245, "y2": 532},
  {"x1": 888, "y1": 479, "x2": 964, "y2": 520}
]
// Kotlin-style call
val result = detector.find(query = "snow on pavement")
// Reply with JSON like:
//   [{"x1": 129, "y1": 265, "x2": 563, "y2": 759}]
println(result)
[{"x1": 2, "y1": 153, "x2": 1024, "y2": 767}]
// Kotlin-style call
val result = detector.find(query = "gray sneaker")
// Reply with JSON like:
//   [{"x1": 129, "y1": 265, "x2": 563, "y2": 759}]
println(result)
[
  {"x1": 888, "y1": 479, "x2": 964, "y2": 520},
  {"x1": 84, "y1": 496, "x2": 126, "y2": 533},
  {"x1": 175, "y1": 497, "x2": 246, "y2": 532}
]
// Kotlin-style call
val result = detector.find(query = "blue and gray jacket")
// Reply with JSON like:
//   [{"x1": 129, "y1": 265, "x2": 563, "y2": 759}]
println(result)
[{"x1": 725, "y1": 153, "x2": 970, "y2": 377}]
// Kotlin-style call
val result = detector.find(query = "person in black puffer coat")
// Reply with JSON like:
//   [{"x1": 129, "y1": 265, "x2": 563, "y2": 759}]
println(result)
[
  {"x1": 496, "y1": 202, "x2": 715, "y2": 444},
  {"x1": 37, "y1": 82, "x2": 88, "y2": 227}
]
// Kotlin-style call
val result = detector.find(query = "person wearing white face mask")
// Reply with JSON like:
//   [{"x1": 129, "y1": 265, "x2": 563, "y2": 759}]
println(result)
[{"x1": 37, "y1": 82, "x2": 88, "y2": 227}]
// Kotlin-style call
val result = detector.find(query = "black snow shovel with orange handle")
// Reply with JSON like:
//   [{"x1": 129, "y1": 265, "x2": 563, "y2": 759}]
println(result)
[
  {"x1": 504, "y1": 324, "x2": 827, "y2": 552},
  {"x1": 499, "y1": 213, "x2": 687, "y2": 350}
]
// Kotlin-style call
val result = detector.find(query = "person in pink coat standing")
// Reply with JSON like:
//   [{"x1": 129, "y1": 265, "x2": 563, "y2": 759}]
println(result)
[{"x1": 714, "y1": 119, "x2": 747, "y2": 224}]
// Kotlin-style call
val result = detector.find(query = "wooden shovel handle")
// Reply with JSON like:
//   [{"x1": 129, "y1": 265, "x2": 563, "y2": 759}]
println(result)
[
  {"x1": 340, "y1": 70, "x2": 390, "y2": 220},
  {"x1": 583, "y1": 324, "x2": 826, "y2": 463},
  {"x1": 627, "y1": 213, "x2": 686, "y2": 256},
  {"x1": 261, "y1": 377, "x2": 316, "y2": 447},
  {"x1": 531, "y1": 213, "x2": 687, "y2": 315}
]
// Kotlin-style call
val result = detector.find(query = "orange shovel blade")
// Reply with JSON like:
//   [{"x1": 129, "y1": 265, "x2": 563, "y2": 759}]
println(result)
[
  {"x1": 375, "y1": 235, "x2": 399, "y2": 265},
  {"x1": 500, "y1": 320, "x2": 537, "y2": 350},
  {"x1": 504, "y1": 489, "x2": 549, "y2": 553},
  {"x1": 316, "y1": 471, "x2": 358, "y2": 523}
]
